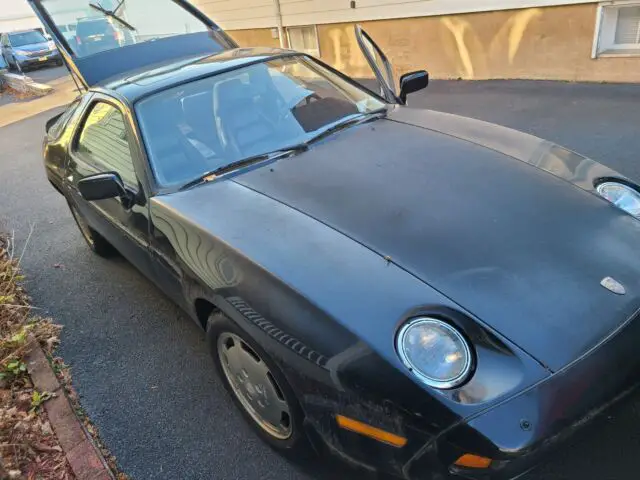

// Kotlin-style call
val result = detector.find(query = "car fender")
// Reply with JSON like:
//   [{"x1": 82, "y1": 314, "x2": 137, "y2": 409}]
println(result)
[{"x1": 151, "y1": 179, "x2": 549, "y2": 431}]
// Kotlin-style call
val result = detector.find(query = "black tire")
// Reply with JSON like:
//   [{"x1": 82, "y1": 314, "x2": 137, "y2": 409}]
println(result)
[
  {"x1": 67, "y1": 200, "x2": 115, "y2": 257},
  {"x1": 207, "y1": 312, "x2": 313, "y2": 458}
]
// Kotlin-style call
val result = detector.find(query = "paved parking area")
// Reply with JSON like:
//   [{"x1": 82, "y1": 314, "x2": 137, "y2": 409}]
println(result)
[
  {"x1": 27, "y1": 65, "x2": 69, "y2": 84},
  {"x1": 1, "y1": 80, "x2": 640, "y2": 480}
]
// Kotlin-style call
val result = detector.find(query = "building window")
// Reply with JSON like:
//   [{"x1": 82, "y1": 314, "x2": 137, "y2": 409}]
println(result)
[
  {"x1": 594, "y1": 2, "x2": 640, "y2": 57},
  {"x1": 287, "y1": 26, "x2": 320, "y2": 57}
]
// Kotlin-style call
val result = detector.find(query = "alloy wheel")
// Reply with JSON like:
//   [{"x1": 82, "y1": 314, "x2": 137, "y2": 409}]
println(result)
[{"x1": 217, "y1": 332, "x2": 293, "y2": 440}]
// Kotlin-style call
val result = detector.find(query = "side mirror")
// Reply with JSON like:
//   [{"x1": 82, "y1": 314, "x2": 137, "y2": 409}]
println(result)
[
  {"x1": 77, "y1": 172, "x2": 128, "y2": 202},
  {"x1": 399, "y1": 70, "x2": 429, "y2": 104},
  {"x1": 45, "y1": 112, "x2": 63, "y2": 134}
]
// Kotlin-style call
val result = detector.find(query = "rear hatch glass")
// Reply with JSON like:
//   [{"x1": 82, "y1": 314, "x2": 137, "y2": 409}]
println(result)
[
  {"x1": 76, "y1": 19, "x2": 114, "y2": 36},
  {"x1": 28, "y1": 0, "x2": 235, "y2": 86}
]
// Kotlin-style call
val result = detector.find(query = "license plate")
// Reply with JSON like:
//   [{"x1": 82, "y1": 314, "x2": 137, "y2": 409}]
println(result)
[{"x1": 39, "y1": 56, "x2": 48, "y2": 62}]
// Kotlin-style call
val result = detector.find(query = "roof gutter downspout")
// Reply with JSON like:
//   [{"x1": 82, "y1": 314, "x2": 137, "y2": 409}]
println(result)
[{"x1": 272, "y1": 0, "x2": 287, "y2": 48}]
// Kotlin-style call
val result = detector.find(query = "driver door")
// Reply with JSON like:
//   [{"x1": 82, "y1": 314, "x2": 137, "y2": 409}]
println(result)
[
  {"x1": 67, "y1": 97, "x2": 155, "y2": 280},
  {"x1": 354, "y1": 25, "x2": 398, "y2": 103}
]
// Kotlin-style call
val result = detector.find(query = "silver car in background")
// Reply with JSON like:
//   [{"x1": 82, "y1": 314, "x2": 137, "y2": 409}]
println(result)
[{"x1": 0, "y1": 29, "x2": 63, "y2": 72}]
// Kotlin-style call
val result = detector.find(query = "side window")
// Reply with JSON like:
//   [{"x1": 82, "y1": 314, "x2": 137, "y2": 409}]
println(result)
[
  {"x1": 49, "y1": 99, "x2": 81, "y2": 138},
  {"x1": 76, "y1": 102, "x2": 137, "y2": 187}
]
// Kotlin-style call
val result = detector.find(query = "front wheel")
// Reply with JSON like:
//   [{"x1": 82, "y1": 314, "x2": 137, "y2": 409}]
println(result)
[
  {"x1": 67, "y1": 200, "x2": 115, "y2": 257},
  {"x1": 207, "y1": 312, "x2": 312, "y2": 457}
]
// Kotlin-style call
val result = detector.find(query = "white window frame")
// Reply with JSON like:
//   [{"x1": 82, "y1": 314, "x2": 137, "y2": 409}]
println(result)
[
  {"x1": 286, "y1": 25, "x2": 320, "y2": 58},
  {"x1": 593, "y1": 1, "x2": 640, "y2": 58}
]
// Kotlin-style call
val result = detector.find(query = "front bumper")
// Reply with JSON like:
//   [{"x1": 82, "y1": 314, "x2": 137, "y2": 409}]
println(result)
[
  {"x1": 407, "y1": 310, "x2": 640, "y2": 479},
  {"x1": 300, "y1": 311, "x2": 640, "y2": 480},
  {"x1": 16, "y1": 51, "x2": 60, "y2": 68}
]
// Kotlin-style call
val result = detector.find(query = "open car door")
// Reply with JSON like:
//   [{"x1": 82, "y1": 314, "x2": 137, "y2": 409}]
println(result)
[
  {"x1": 355, "y1": 25, "x2": 398, "y2": 103},
  {"x1": 355, "y1": 25, "x2": 429, "y2": 105},
  {"x1": 27, "y1": 0, "x2": 238, "y2": 88}
]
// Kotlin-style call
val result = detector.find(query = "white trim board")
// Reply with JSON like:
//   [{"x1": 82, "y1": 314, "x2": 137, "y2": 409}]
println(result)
[
  {"x1": 205, "y1": 0, "x2": 601, "y2": 31},
  {"x1": 592, "y1": 0, "x2": 640, "y2": 57}
]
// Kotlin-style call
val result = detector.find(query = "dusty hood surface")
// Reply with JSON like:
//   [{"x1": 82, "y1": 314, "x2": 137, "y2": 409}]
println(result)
[
  {"x1": 233, "y1": 110, "x2": 640, "y2": 371},
  {"x1": 14, "y1": 41, "x2": 51, "y2": 53}
]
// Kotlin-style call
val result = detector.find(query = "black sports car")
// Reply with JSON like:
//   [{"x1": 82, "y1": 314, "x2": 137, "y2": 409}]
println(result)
[{"x1": 29, "y1": 1, "x2": 640, "y2": 479}]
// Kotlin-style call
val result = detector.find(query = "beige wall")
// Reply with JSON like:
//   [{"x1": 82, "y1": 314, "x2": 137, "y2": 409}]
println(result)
[
  {"x1": 232, "y1": 4, "x2": 640, "y2": 84},
  {"x1": 228, "y1": 28, "x2": 281, "y2": 49},
  {"x1": 318, "y1": 4, "x2": 640, "y2": 83}
]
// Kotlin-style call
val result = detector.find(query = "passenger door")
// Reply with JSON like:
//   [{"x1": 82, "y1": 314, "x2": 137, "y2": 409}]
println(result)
[
  {"x1": 67, "y1": 98, "x2": 154, "y2": 278},
  {"x1": 354, "y1": 25, "x2": 399, "y2": 103}
]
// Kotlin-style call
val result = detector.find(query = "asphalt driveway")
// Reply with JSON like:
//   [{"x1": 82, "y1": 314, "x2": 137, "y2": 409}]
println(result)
[
  {"x1": 27, "y1": 64, "x2": 69, "y2": 84},
  {"x1": 2, "y1": 80, "x2": 640, "y2": 480}
]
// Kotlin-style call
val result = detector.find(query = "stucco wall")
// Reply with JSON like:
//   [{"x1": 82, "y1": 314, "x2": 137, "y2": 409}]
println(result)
[
  {"x1": 227, "y1": 28, "x2": 281, "y2": 49},
  {"x1": 230, "y1": 4, "x2": 640, "y2": 84},
  {"x1": 316, "y1": 4, "x2": 640, "y2": 83}
]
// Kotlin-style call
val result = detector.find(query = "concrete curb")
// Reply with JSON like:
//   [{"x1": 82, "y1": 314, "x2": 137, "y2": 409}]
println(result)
[
  {"x1": 2, "y1": 72, "x2": 53, "y2": 96},
  {"x1": 25, "y1": 339, "x2": 115, "y2": 480}
]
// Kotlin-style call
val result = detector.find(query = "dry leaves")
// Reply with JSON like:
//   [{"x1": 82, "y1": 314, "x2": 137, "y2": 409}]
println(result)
[
  {"x1": 0, "y1": 234, "x2": 72, "y2": 479},
  {"x1": 0, "y1": 85, "x2": 41, "y2": 102}
]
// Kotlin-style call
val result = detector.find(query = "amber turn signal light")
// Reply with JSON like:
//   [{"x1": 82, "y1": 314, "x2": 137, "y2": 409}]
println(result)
[
  {"x1": 454, "y1": 453, "x2": 493, "y2": 469},
  {"x1": 335, "y1": 415, "x2": 407, "y2": 448}
]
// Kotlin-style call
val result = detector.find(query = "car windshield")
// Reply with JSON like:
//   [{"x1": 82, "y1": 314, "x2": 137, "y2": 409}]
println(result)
[
  {"x1": 136, "y1": 55, "x2": 386, "y2": 187},
  {"x1": 9, "y1": 31, "x2": 47, "y2": 47},
  {"x1": 38, "y1": 0, "x2": 207, "y2": 57}
]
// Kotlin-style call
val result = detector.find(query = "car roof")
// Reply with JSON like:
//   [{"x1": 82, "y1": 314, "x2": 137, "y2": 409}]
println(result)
[{"x1": 97, "y1": 47, "x2": 298, "y2": 104}]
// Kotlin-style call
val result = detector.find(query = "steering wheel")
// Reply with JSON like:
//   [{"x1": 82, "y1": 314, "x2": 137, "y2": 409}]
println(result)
[
  {"x1": 275, "y1": 92, "x2": 322, "y2": 125},
  {"x1": 297, "y1": 92, "x2": 322, "y2": 107}
]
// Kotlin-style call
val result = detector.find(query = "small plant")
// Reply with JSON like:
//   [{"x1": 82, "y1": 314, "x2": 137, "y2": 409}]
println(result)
[
  {"x1": 30, "y1": 390, "x2": 54, "y2": 412},
  {"x1": 1, "y1": 360, "x2": 27, "y2": 380},
  {"x1": 8, "y1": 325, "x2": 31, "y2": 345},
  {"x1": 0, "y1": 294, "x2": 15, "y2": 304}
]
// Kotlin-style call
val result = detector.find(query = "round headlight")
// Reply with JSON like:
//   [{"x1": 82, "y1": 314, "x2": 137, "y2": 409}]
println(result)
[
  {"x1": 596, "y1": 181, "x2": 640, "y2": 218},
  {"x1": 396, "y1": 318, "x2": 472, "y2": 389}
]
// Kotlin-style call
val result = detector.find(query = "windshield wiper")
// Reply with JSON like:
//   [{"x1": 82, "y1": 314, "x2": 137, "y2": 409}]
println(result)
[
  {"x1": 89, "y1": 2, "x2": 136, "y2": 32},
  {"x1": 178, "y1": 110, "x2": 385, "y2": 192},
  {"x1": 308, "y1": 108, "x2": 387, "y2": 145},
  {"x1": 179, "y1": 144, "x2": 309, "y2": 191},
  {"x1": 112, "y1": 0, "x2": 126, "y2": 14}
]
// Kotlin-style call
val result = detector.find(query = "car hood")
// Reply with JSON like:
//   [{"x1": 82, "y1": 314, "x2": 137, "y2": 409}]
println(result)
[
  {"x1": 234, "y1": 108, "x2": 640, "y2": 372},
  {"x1": 14, "y1": 41, "x2": 50, "y2": 53}
]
